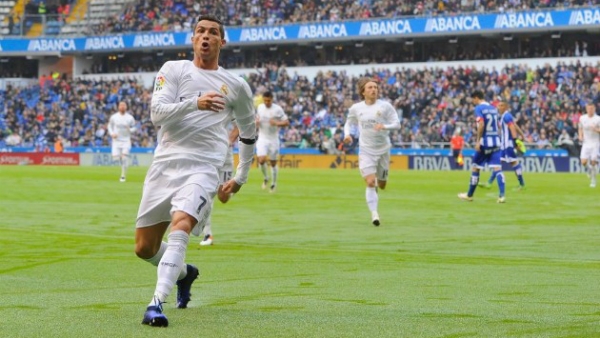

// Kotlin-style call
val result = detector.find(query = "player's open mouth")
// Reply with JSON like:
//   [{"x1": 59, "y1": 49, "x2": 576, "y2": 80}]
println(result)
[{"x1": 201, "y1": 42, "x2": 210, "y2": 51}]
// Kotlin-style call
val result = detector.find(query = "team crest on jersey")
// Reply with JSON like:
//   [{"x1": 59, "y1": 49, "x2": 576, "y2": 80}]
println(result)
[
  {"x1": 154, "y1": 75, "x2": 165, "y2": 92},
  {"x1": 220, "y1": 84, "x2": 229, "y2": 95},
  {"x1": 376, "y1": 111, "x2": 382, "y2": 117}
]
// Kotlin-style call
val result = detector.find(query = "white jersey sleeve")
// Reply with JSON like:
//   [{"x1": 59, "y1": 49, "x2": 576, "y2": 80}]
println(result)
[
  {"x1": 343, "y1": 105, "x2": 358, "y2": 137},
  {"x1": 108, "y1": 114, "x2": 117, "y2": 136},
  {"x1": 150, "y1": 61, "x2": 198, "y2": 126},
  {"x1": 232, "y1": 78, "x2": 257, "y2": 185},
  {"x1": 128, "y1": 114, "x2": 137, "y2": 134},
  {"x1": 382, "y1": 101, "x2": 400, "y2": 130}
]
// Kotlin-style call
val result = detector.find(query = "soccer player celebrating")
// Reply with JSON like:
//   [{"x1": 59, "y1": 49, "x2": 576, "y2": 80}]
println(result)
[
  {"x1": 458, "y1": 91, "x2": 505, "y2": 203},
  {"x1": 578, "y1": 102, "x2": 600, "y2": 188},
  {"x1": 255, "y1": 91, "x2": 289, "y2": 193},
  {"x1": 199, "y1": 123, "x2": 239, "y2": 246},
  {"x1": 108, "y1": 101, "x2": 136, "y2": 182},
  {"x1": 343, "y1": 78, "x2": 400, "y2": 226},
  {"x1": 135, "y1": 15, "x2": 257, "y2": 327},
  {"x1": 481, "y1": 99, "x2": 526, "y2": 190}
]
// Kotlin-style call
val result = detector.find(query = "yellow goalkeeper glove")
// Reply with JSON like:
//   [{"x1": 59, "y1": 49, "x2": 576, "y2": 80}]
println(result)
[{"x1": 515, "y1": 139, "x2": 526, "y2": 154}]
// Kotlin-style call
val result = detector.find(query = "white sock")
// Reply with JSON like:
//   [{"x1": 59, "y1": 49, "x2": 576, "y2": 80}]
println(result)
[
  {"x1": 260, "y1": 162, "x2": 268, "y2": 180},
  {"x1": 202, "y1": 218, "x2": 212, "y2": 237},
  {"x1": 121, "y1": 156, "x2": 129, "y2": 178},
  {"x1": 149, "y1": 230, "x2": 189, "y2": 306},
  {"x1": 271, "y1": 165, "x2": 278, "y2": 185},
  {"x1": 365, "y1": 187, "x2": 378, "y2": 212},
  {"x1": 143, "y1": 241, "x2": 167, "y2": 266},
  {"x1": 591, "y1": 164, "x2": 597, "y2": 183}
]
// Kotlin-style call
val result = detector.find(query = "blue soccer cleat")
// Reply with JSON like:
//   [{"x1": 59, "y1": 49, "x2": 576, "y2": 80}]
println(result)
[
  {"x1": 141, "y1": 302, "x2": 168, "y2": 327},
  {"x1": 176, "y1": 264, "x2": 200, "y2": 309}
]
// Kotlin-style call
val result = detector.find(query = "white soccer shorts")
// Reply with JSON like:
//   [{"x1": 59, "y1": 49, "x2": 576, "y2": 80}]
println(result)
[
  {"x1": 359, "y1": 151, "x2": 390, "y2": 181},
  {"x1": 112, "y1": 140, "x2": 131, "y2": 157},
  {"x1": 136, "y1": 160, "x2": 219, "y2": 233},
  {"x1": 256, "y1": 139, "x2": 279, "y2": 161},
  {"x1": 580, "y1": 143, "x2": 600, "y2": 162}
]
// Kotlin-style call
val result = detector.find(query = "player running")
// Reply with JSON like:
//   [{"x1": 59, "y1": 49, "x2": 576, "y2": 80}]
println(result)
[
  {"x1": 108, "y1": 101, "x2": 136, "y2": 182},
  {"x1": 343, "y1": 77, "x2": 400, "y2": 226},
  {"x1": 579, "y1": 102, "x2": 600, "y2": 188},
  {"x1": 255, "y1": 91, "x2": 289, "y2": 193}
]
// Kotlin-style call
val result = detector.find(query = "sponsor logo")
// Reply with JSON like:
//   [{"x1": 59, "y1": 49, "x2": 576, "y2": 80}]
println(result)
[
  {"x1": 84, "y1": 36, "x2": 125, "y2": 50},
  {"x1": 0, "y1": 153, "x2": 79, "y2": 165},
  {"x1": 298, "y1": 23, "x2": 348, "y2": 39},
  {"x1": 27, "y1": 39, "x2": 76, "y2": 52},
  {"x1": 412, "y1": 156, "x2": 454, "y2": 170},
  {"x1": 154, "y1": 75, "x2": 165, "y2": 92},
  {"x1": 240, "y1": 27, "x2": 287, "y2": 42},
  {"x1": 518, "y1": 157, "x2": 556, "y2": 173},
  {"x1": 133, "y1": 33, "x2": 176, "y2": 47},
  {"x1": 329, "y1": 155, "x2": 358, "y2": 169},
  {"x1": 0, "y1": 154, "x2": 33, "y2": 165},
  {"x1": 41, "y1": 155, "x2": 79, "y2": 165},
  {"x1": 569, "y1": 9, "x2": 600, "y2": 25},
  {"x1": 494, "y1": 12, "x2": 554, "y2": 29},
  {"x1": 359, "y1": 20, "x2": 412, "y2": 35},
  {"x1": 91, "y1": 154, "x2": 140, "y2": 166},
  {"x1": 425, "y1": 16, "x2": 480, "y2": 32}
]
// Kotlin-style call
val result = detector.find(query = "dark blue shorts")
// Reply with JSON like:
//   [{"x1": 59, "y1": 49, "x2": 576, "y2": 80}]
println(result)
[{"x1": 472, "y1": 147, "x2": 501, "y2": 168}]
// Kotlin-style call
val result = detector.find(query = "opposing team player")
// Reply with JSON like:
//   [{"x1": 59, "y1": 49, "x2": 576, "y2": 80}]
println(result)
[
  {"x1": 135, "y1": 15, "x2": 257, "y2": 327},
  {"x1": 480, "y1": 99, "x2": 526, "y2": 190},
  {"x1": 199, "y1": 123, "x2": 239, "y2": 246},
  {"x1": 255, "y1": 91, "x2": 289, "y2": 193},
  {"x1": 343, "y1": 77, "x2": 400, "y2": 226},
  {"x1": 108, "y1": 101, "x2": 136, "y2": 182},
  {"x1": 578, "y1": 102, "x2": 600, "y2": 187},
  {"x1": 458, "y1": 91, "x2": 506, "y2": 203}
]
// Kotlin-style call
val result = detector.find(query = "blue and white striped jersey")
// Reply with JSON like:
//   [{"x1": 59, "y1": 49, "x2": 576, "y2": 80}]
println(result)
[
  {"x1": 475, "y1": 102, "x2": 501, "y2": 149},
  {"x1": 500, "y1": 110, "x2": 516, "y2": 150}
]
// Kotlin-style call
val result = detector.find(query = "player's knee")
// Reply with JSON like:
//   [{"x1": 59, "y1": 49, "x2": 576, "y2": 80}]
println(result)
[
  {"x1": 365, "y1": 177, "x2": 377, "y2": 187},
  {"x1": 134, "y1": 240, "x2": 156, "y2": 260},
  {"x1": 171, "y1": 211, "x2": 196, "y2": 233}
]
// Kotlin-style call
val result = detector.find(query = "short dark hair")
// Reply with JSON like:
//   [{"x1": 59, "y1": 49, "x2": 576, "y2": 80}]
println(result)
[
  {"x1": 263, "y1": 91, "x2": 273, "y2": 98},
  {"x1": 471, "y1": 90, "x2": 484, "y2": 100},
  {"x1": 195, "y1": 15, "x2": 225, "y2": 39}
]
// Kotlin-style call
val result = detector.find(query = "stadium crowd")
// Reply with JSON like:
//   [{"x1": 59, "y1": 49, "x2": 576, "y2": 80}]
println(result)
[
  {"x1": 85, "y1": 38, "x2": 597, "y2": 74},
  {"x1": 86, "y1": 0, "x2": 600, "y2": 35},
  {"x1": 1, "y1": 60, "x2": 599, "y2": 155}
]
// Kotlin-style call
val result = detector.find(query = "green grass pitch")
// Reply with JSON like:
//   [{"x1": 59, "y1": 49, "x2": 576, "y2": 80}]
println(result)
[{"x1": 0, "y1": 166, "x2": 599, "y2": 338}]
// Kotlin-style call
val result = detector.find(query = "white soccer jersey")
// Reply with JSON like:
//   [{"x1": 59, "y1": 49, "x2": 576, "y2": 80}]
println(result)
[
  {"x1": 344, "y1": 100, "x2": 400, "y2": 155},
  {"x1": 256, "y1": 103, "x2": 287, "y2": 143},
  {"x1": 108, "y1": 112, "x2": 136, "y2": 143},
  {"x1": 150, "y1": 60, "x2": 256, "y2": 170},
  {"x1": 580, "y1": 114, "x2": 600, "y2": 146}
]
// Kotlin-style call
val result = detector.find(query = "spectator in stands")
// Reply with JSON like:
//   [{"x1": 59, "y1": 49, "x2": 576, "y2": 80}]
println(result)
[
  {"x1": 1, "y1": 60, "x2": 599, "y2": 152},
  {"x1": 80, "y1": 0, "x2": 600, "y2": 35}
]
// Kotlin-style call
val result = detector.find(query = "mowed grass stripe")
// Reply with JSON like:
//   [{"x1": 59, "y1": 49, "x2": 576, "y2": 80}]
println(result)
[{"x1": 0, "y1": 166, "x2": 598, "y2": 337}]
